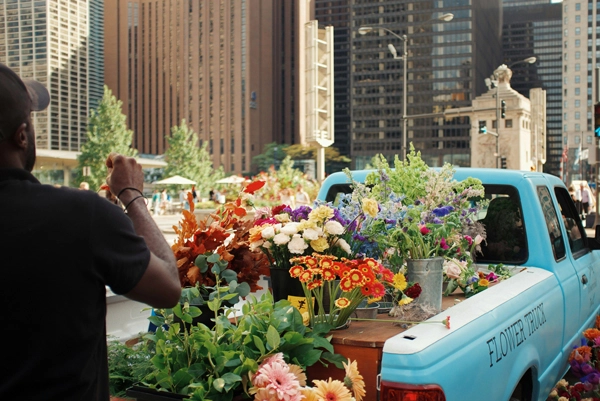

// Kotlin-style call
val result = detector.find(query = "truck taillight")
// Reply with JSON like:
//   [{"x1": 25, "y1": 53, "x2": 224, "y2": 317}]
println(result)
[{"x1": 380, "y1": 381, "x2": 446, "y2": 401}]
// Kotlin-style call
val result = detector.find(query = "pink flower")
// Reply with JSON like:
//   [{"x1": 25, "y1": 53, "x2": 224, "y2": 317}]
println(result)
[
  {"x1": 251, "y1": 353, "x2": 302, "y2": 401},
  {"x1": 464, "y1": 235, "x2": 473, "y2": 245},
  {"x1": 440, "y1": 238, "x2": 449, "y2": 250},
  {"x1": 419, "y1": 225, "x2": 430, "y2": 235}
]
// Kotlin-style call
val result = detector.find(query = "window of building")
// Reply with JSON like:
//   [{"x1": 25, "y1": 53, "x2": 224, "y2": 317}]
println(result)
[
  {"x1": 564, "y1": 136, "x2": 568, "y2": 144},
  {"x1": 575, "y1": 51, "x2": 581, "y2": 59},
  {"x1": 575, "y1": 88, "x2": 580, "y2": 95},
  {"x1": 575, "y1": 63, "x2": 580, "y2": 71},
  {"x1": 575, "y1": 15, "x2": 581, "y2": 23},
  {"x1": 575, "y1": 76, "x2": 581, "y2": 83},
  {"x1": 575, "y1": 135, "x2": 581, "y2": 144},
  {"x1": 575, "y1": 28, "x2": 581, "y2": 35},
  {"x1": 505, "y1": 119, "x2": 513, "y2": 128},
  {"x1": 564, "y1": 113, "x2": 568, "y2": 120},
  {"x1": 588, "y1": 135, "x2": 593, "y2": 144},
  {"x1": 575, "y1": 112, "x2": 581, "y2": 119},
  {"x1": 564, "y1": 100, "x2": 568, "y2": 108},
  {"x1": 575, "y1": 39, "x2": 581, "y2": 47},
  {"x1": 564, "y1": 29, "x2": 568, "y2": 37},
  {"x1": 575, "y1": 123, "x2": 581, "y2": 131},
  {"x1": 575, "y1": 3, "x2": 580, "y2": 11},
  {"x1": 575, "y1": 100, "x2": 581, "y2": 107}
]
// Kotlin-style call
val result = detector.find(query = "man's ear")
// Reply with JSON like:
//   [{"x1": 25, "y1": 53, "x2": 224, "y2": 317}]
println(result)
[{"x1": 12, "y1": 123, "x2": 28, "y2": 150}]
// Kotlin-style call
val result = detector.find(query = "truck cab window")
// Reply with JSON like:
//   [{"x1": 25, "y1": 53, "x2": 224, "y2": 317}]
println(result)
[
  {"x1": 554, "y1": 186, "x2": 586, "y2": 256},
  {"x1": 477, "y1": 185, "x2": 527, "y2": 264},
  {"x1": 538, "y1": 186, "x2": 567, "y2": 260}
]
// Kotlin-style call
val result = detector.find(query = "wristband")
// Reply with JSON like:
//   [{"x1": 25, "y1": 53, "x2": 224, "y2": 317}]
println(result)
[
  {"x1": 117, "y1": 187, "x2": 144, "y2": 199},
  {"x1": 124, "y1": 195, "x2": 146, "y2": 212}
]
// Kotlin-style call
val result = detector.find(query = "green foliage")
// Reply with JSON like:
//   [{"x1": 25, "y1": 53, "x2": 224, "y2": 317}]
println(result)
[
  {"x1": 142, "y1": 269, "x2": 344, "y2": 400},
  {"x1": 164, "y1": 119, "x2": 224, "y2": 197},
  {"x1": 107, "y1": 337, "x2": 154, "y2": 397},
  {"x1": 77, "y1": 85, "x2": 137, "y2": 190},
  {"x1": 252, "y1": 143, "x2": 289, "y2": 173}
]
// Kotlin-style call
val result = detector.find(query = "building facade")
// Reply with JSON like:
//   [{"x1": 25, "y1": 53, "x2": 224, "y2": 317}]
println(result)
[
  {"x1": 104, "y1": 0, "x2": 313, "y2": 174},
  {"x1": 334, "y1": 0, "x2": 503, "y2": 169},
  {"x1": 503, "y1": 1, "x2": 562, "y2": 176},
  {"x1": 561, "y1": 0, "x2": 598, "y2": 184},
  {"x1": 0, "y1": 0, "x2": 100, "y2": 153}
]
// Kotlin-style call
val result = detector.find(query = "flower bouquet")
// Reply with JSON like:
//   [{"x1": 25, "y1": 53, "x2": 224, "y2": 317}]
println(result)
[
  {"x1": 250, "y1": 353, "x2": 366, "y2": 401},
  {"x1": 547, "y1": 315, "x2": 600, "y2": 400},
  {"x1": 289, "y1": 254, "x2": 394, "y2": 329},
  {"x1": 443, "y1": 257, "x2": 513, "y2": 298},
  {"x1": 171, "y1": 181, "x2": 271, "y2": 306}
]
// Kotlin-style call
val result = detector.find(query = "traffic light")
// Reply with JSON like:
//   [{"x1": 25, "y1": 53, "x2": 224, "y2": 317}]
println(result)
[
  {"x1": 594, "y1": 103, "x2": 600, "y2": 137},
  {"x1": 501, "y1": 156, "x2": 507, "y2": 169},
  {"x1": 478, "y1": 120, "x2": 487, "y2": 134},
  {"x1": 500, "y1": 100, "x2": 506, "y2": 119}
]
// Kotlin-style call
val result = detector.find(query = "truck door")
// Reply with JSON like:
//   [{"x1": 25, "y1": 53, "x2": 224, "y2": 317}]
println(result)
[{"x1": 554, "y1": 186, "x2": 600, "y2": 331}]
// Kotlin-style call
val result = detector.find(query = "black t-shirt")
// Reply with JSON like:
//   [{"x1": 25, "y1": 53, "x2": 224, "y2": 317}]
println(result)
[{"x1": 0, "y1": 169, "x2": 151, "y2": 401}]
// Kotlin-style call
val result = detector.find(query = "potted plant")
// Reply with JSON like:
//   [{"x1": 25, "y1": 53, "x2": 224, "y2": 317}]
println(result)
[
  {"x1": 126, "y1": 271, "x2": 346, "y2": 400},
  {"x1": 107, "y1": 337, "x2": 154, "y2": 400}
]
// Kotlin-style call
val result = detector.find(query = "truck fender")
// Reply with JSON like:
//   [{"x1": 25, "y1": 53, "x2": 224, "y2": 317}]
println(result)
[{"x1": 502, "y1": 347, "x2": 539, "y2": 401}]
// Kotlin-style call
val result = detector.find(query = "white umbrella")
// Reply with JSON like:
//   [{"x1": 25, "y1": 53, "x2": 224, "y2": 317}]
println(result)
[
  {"x1": 153, "y1": 175, "x2": 197, "y2": 185},
  {"x1": 215, "y1": 175, "x2": 247, "y2": 184}
]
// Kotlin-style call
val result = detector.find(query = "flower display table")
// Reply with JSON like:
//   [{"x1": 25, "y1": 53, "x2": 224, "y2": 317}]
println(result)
[{"x1": 306, "y1": 294, "x2": 463, "y2": 401}]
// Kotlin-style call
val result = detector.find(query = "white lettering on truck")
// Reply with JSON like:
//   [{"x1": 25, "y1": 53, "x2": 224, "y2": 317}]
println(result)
[{"x1": 486, "y1": 302, "x2": 546, "y2": 367}]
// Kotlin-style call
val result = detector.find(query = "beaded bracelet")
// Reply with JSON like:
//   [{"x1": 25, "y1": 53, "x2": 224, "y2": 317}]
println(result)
[
  {"x1": 117, "y1": 187, "x2": 144, "y2": 199},
  {"x1": 124, "y1": 195, "x2": 146, "y2": 212}
]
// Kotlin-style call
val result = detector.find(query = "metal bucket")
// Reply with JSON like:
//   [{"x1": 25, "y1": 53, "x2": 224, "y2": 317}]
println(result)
[{"x1": 406, "y1": 257, "x2": 444, "y2": 314}]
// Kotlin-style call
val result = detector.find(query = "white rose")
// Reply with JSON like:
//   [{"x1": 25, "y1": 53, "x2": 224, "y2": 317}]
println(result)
[
  {"x1": 249, "y1": 240, "x2": 264, "y2": 251},
  {"x1": 263, "y1": 240, "x2": 272, "y2": 249},
  {"x1": 302, "y1": 228, "x2": 321, "y2": 241},
  {"x1": 443, "y1": 259, "x2": 465, "y2": 279},
  {"x1": 273, "y1": 233, "x2": 291, "y2": 246},
  {"x1": 288, "y1": 234, "x2": 309, "y2": 254},
  {"x1": 274, "y1": 213, "x2": 290, "y2": 223},
  {"x1": 324, "y1": 220, "x2": 344, "y2": 235},
  {"x1": 335, "y1": 238, "x2": 351, "y2": 254},
  {"x1": 280, "y1": 222, "x2": 300, "y2": 235},
  {"x1": 261, "y1": 226, "x2": 276, "y2": 239}
]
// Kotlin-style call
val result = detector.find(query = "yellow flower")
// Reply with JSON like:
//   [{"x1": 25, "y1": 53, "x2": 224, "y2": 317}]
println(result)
[
  {"x1": 308, "y1": 205, "x2": 335, "y2": 222},
  {"x1": 399, "y1": 295, "x2": 413, "y2": 305},
  {"x1": 362, "y1": 198, "x2": 379, "y2": 218},
  {"x1": 478, "y1": 278, "x2": 490, "y2": 287},
  {"x1": 301, "y1": 387, "x2": 319, "y2": 401},
  {"x1": 288, "y1": 363, "x2": 307, "y2": 387},
  {"x1": 298, "y1": 220, "x2": 317, "y2": 231},
  {"x1": 313, "y1": 378, "x2": 353, "y2": 401},
  {"x1": 342, "y1": 359, "x2": 366, "y2": 401},
  {"x1": 311, "y1": 237, "x2": 330, "y2": 252},
  {"x1": 302, "y1": 311, "x2": 310, "y2": 326},
  {"x1": 393, "y1": 273, "x2": 408, "y2": 291}
]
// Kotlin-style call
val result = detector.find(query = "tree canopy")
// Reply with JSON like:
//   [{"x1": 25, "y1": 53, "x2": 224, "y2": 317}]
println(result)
[
  {"x1": 164, "y1": 119, "x2": 224, "y2": 196},
  {"x1": 77, "y1": 85, "x2": 137, "y2": 190}
]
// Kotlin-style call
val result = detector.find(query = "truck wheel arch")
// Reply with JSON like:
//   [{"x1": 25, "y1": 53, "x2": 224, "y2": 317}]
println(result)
[{"x1": 509, "y1": 367, "x2": 534, "y2": 401}]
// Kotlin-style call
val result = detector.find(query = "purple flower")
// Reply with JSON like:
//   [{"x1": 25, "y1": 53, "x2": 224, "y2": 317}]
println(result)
[
  {"x1": 433, "y1": 205, "x2": 454, "y2": 217},
  {"x1": 289, "y1": 206, "x2": 312, "y2": 222},
  {"x1": 440, "y1": 238, "x2": 449, "y2": 250},
  {"x1": 467, "y1": 276, "x2": 478, "y2": 284},
  {"x1": 380, "y1": 170, "x2": 390, "y2": 182},
  {"x1": 433, "y1": 217, "x2": 443, "y2": 224}
]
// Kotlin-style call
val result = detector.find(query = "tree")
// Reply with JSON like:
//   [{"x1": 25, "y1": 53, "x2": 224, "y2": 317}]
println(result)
[
  {"x1": 252, "y1": 143, "x2": 289, "y2": 174},
  {"x1": 77, "y1": 85, "x2": 137, "y2": 190},
  {"x1": 164, "y1": 119, "x2": 224, "y2": 197},
  {"x1": 284, "y1": 144, "x2": 351, "y2": 174}
]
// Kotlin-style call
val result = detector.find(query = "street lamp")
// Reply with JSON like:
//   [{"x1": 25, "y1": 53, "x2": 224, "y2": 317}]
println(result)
[
  {"x1": 358, "y1": 13, "x2": 453, "y2": 160},
  {"x1": 485, "y1": 57, "x2": 537, "y2": 168}
]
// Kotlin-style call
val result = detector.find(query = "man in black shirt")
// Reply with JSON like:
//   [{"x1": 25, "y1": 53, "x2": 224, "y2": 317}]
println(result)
[{"x1": 0, "y1": 63, "x2": 181, "y2": 400}]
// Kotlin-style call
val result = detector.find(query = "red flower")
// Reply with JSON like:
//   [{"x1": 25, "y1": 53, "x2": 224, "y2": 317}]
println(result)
[
  {"x1": 405, "y1": 283, "x2": 422, "y2": 299},
  {"x1": 243, "y1": 180, "x2": 265, "y2": 194}
]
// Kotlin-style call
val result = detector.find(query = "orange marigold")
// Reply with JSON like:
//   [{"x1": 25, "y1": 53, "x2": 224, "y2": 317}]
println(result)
[{"x1": 583, "y1": 328, "x2": 600, "y2": 341}]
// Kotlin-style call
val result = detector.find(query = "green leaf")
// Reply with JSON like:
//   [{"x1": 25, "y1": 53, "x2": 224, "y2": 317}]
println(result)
[
  {"x1": 211, "y1": 264, "x2": 221, "y2": 275},
  {"x1": 194, "y1": 255, "x2": 207, "y2": 272},
  {"x1": 266, "y1": 325, "x2": 281, "y2": 350},
  {"x1": 253, "y1": 335, "x2": 266, "y2": 354},
  {"x1": 213, "y1": 378, "x2": 225, "y2": 393},
  {"x1": 235, "y1": 282, "x2": 250, "y2": 297},
  {"x1": 207, "y1": 253, "x2": 221, "y2": 264},
  {"x1": 221, "y1": 269, "x2": 238, "y2": 283}
]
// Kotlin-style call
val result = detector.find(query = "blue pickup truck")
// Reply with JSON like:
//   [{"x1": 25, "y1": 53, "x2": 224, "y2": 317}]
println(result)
[{"x1": 317, "y1": 168, "x2": 600, "y2": 401}]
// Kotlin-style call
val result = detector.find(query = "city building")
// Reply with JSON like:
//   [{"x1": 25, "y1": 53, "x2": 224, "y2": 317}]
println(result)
[
  {"x1": 104, "y1": 0, "x2": 313, "y2": 174},
  {"x1": 339, "y1": 0, "x2": 504, "y2": 169},
  {"x1": 0, "y1": 1, "x2": 95, "y2": 155},
  {"x1": 561, "y1": 0, "x2": 597, "y2": 184},
  {"x1": 502, "y1": 0, "x2": 562, "y2": 176}
]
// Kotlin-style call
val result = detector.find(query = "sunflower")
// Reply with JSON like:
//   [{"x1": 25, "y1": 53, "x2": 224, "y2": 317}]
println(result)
[
  {"x1": 312, "y1": 378, "x2": 353, "y2": 401},
  {"x1": 342, "y1": 359, "x2": 366, "y2": 401}
]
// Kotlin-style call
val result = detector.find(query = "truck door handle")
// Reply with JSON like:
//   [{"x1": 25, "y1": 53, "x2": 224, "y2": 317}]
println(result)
[{"x1": 582, "y1": 274, "x2": 588, "y2": 285}]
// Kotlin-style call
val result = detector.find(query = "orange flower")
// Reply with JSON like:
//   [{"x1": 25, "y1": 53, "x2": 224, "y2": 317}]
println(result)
[
  {"x1": 584, "y1": 328, "x2": 600, "y2": 341},
  {"x1": 290, "y1": 265, "x2": 304, "y2": 278},
  {"x1": 335, "y1": 297, "x2": 351, "y2": 308},
  {"x1": 478, "y1": 279, "x2": 490, "y2": 287},
  {"x1": 322, "y1": 267, "x2": 337, "y2": 281},
  {"x1": 569, "y1": 346, "x2": 592, "y2": 363},
  {"x1": 313, "y1": 378, "x2": 353, "y2": 401},
  {"x1": 443, "y1": 316, "x2": 451, "y2": 329},
  {"x1": 348, "y1": 270, "x2": 365, "y2": 286},
  {"x1": 299, "y1": 270, "x2": 313, "y2": 283},
  {"x1": 307, "y1": 279, "x2": 323, "y2": 290},
  {"x1": 342, "y1": 359, "x2": 366, "y2": 401},
  {"x1": 339, "y1": 276, "x2": 356, "y2": 292}
]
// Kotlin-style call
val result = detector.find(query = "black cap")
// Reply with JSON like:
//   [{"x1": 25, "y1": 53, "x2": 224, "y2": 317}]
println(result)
[{"x1": 0, "y1": 63, "x2": 50, "y2": 141}]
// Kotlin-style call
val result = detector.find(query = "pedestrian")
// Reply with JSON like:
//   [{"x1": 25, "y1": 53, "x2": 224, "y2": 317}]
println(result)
[
  {"x1": 152, "y1": 189, "x2": 161, "y2": 215},
  {"x1": 295, "y1": 184, "x2": 311, "y2": 207},
  {"x1": 580, "y1": 184, "x2": 591, "y2": 218},
  {"x1": 0, "y1": 63, "x2": 181, "y2": 400},
  {"x1": 79, "y1": 181, "x2": 90, "y2": 190},
  {"x1": 279, "y1": 187, "x2": 295, "y2": 208},
  {"x1": 191, "y1": 185, "x2": 198, "y2": 203}
]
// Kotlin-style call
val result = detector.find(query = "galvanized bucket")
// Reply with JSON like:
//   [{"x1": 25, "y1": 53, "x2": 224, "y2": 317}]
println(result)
[{"x1": 406, "y1": 257, "x2": 444, "y2": 314}]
